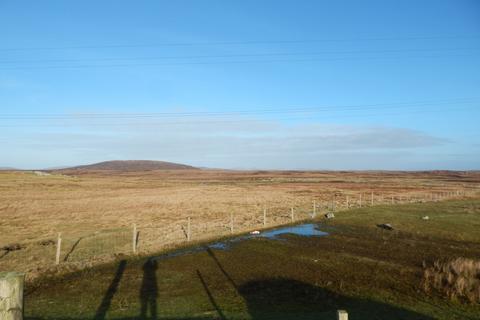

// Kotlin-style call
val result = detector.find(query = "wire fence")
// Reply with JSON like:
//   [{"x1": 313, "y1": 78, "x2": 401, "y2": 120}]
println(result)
[
  {"x1": 59, "y1": 228, "x2": 132, "y2": 262},
  {"x1": 1, "y1": 189, "x2": 478, "y2": 276}
]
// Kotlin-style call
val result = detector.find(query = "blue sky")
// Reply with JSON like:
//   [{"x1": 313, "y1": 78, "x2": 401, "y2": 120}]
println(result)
[{"x1": 1, "y1": 0, "x2": 479, "y2": 170}]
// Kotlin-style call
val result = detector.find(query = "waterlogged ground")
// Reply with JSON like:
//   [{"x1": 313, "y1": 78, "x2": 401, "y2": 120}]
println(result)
[
  {"x1": 25, "y1": 200, "x2": 480, "y2": 320},
  {"x1": 151, "y1": 223, "x2": 327, "y2": 257}
]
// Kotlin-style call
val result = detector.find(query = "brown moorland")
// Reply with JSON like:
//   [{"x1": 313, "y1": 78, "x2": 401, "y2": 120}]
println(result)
[{"x1": 1, "y1": 168, "x2": 479, "y2": 280}]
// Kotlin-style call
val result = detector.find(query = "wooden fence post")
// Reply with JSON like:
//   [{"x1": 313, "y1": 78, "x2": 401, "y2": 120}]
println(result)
[
  {"x1": 55, "y1": 232, "x2": 62, "y2": 265},
  {"x1": 359, "y1": 194, "x2": 362, "y2": 207},
  {"x1": 371, "y1": 192, "x2": 374, "y2": 206},
  {"x1": 337, "y1": 309, "x2": 348, "y2": 320},
  {"x1": 346, "y1": 195, "x2": 349, "y2": 208},
  {"x1": 391, "y1": 195, "x2": 394, "y2": 205},
  {"x1": 291, "y1": 207, "x2": 294, "y2": 222},
  {"x1": 187, "y1": 218, "x2": 191, "y2": 242},
  {"x1": 263, "y1": 207, "x2": 267, "y2": 226},
  {"x1": 132, "y1": 224, "x2": 137, "y2": 253},
  {"x1": 0, "y1": 272, "x2": 25, "y2": 320},
  {"x1": 230, "y1": 213, "x2": 234, "y2": 234},
  {"x1": 313, "y1": 200, "x2": 316, "y2": 217}
]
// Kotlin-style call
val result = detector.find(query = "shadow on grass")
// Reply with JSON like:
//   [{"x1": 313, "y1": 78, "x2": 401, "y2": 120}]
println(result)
[
  {"x1": 26, "y1": 276, "x2": 439, "y2": 320},
  {"x1": 239, "y1": 278, "x2": 435, "y2": 320},
  {"x1": 0, "y1": 250, "x2": 9, "y2": 259},
  {"x1": 203, "y1": 247, "x2": 436, "y2": 320},
  {"x1": 140, "y1": 259, "x2": 158, "y2": 320},
  {"x1": 205, "y1": 248, "x2": 238, "y2": 291},
  {"x1": 93, "y1": 258, "x2": 159, "y2": 320},
  {"x1": 64, "y1": 237, "x2": 84, "y2": 262},
  {"x1": 94, "y1": 260, "x2": 127, "y2": 320},
  {"x1": 25, "y1": 249, "x2": 453, "y2": 320},
  {"x1": 196, "y1": 270, "x2": 226, "y2": 320}
]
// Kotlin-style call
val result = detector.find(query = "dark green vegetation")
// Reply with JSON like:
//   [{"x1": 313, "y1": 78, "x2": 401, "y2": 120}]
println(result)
[{"x1": 25, "y1": 199, "x2": 480, "y2": 320}]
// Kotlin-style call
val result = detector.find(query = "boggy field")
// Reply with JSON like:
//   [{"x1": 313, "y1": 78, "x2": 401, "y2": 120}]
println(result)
[
  {"x1": 24, "y1": 199, "x2": 480, "y2": 319},
  {"x1": 1, "y1": 169, "x2": 479, "y2": 280}
]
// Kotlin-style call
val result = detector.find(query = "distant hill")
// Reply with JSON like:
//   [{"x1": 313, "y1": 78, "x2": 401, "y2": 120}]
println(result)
[
  {"x1": 62, "y1": 160, "x2": 197, "y2": 171},
  {"x1": 0, "y1": 167, "x2": 17, "y2": 171}
]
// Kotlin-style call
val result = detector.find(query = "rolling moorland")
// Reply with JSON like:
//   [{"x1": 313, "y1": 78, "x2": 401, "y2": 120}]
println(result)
[
  {"x1": 1, "y1": 163, "x2": 479, "y2": 278},
  {"x1": 1, "y1": 162, "x2": 480, "y2": 319}
]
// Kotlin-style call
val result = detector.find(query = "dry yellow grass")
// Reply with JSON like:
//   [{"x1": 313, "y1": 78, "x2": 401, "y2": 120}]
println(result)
[
  {"x1": 1, "y1": 169, "x2": 479, "y2": 280},
  {"x1": 424, "y1": 258, "x2": 480, "y2": 303}
]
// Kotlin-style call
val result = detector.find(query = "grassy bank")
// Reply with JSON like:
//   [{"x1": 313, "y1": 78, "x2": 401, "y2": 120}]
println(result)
[{"x1": 25, "y1": 199, "x2": 480, "y2": 319}]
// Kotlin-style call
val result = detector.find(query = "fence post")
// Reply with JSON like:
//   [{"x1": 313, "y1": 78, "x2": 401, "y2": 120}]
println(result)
[
  {"x1": 230, "y1": 213, "x2": 234, "y2": 234},
  {"x1": 346, "y1": 195, "x2": 349, "y2": 208},
  {"x1": 371, "y1": 192, "x2": 374, "y2": 206},
  {"x1": 359, "y1": 194, "x2": 362, "y2": 207},
  {"x1": 263, "y1": 207, "x2": 267, "y2": 226},
  {"x1": 313, "y1": 200, "x2": 316, "y2": 217},
  {"x1": 55, "y1": 232, "x2": 62, "y2": 265},
  {"x1": 132, "y1": 224, "x2": 137, "y2": 253},
  {"x1": 0, "y1": 272, "x2": 25, "y2": 320},
  {"x1": 337, "y1": 310, "x2": 348, "y2": 320},
  {"x1": 291, "y1": 207, "x2": 294, "y2": 222},
  {"x1": 391, "y1": 195, "x2": 394, "y2": 205},
  {"x1": 187, "y1": 218, "x2": 191, "y2": 242}
]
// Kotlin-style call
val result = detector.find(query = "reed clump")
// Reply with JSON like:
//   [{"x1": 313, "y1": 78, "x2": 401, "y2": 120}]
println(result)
[{"x1": 423, "y1": 258, "x2": 480, "y2": 303}]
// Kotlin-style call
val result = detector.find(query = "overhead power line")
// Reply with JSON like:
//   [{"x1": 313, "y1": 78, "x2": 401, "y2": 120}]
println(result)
[
  {"x1": 1, "y1": 34, "x2": 479, "y2": 52},
  {"x1": 0, "y1": 98, "x2": 476, "y2": 121},
  {"x1": 0, "y1": 105, "x2": 475, "y2": 128},
  {"x1": 0, "y1": 52, "x2": 477, "y2": 70},
  {"x1": 0, "y1": 47, "x2": 478, "y2": 64}
]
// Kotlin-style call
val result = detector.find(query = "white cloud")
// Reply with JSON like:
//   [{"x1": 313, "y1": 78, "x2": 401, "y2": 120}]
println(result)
[{"x1": 2, "y1": 118, "x2": 456, "y2": 169}]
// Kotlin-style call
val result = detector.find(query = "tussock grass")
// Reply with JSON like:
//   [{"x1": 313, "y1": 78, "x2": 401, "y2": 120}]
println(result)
[
  {"x1": 1, "y1": 169, "x2": 479, "y2": 280},
  {"x1": 424, "y1": 258, "x2": 480, "y2": 303}
]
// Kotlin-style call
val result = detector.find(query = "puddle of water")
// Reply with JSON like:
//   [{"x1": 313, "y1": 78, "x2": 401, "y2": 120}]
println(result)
[
  {"x1": 260, "y1": 223, "x2": 328, "y2": 239},
  {"x1": 152, "y1": 223, "x2": 328, "y2": 261}
]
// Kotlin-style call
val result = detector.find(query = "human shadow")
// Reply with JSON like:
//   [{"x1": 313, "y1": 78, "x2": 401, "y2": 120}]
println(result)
[
  {"x1": 140, "y1": 259, "x2": 158, "y2": 320},
  {"x1": 94, "y1": 260, "x2": 127, "y2": 320},
  {"x1": 239, "y1": 278, "x2": 435, "y2": 320}
]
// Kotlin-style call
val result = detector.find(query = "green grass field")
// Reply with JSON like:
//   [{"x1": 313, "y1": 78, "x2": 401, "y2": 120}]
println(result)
[{"x1": 25, "y1": 199, "x2": 480, "y2": 320}]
